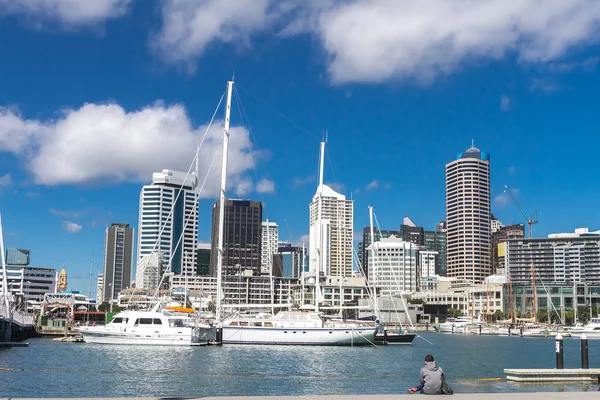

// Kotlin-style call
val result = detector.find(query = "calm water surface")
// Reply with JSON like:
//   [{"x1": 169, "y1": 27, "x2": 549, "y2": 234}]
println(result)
[{"x1": 1, "y1": 333, "x2": 599, "y2": 398}]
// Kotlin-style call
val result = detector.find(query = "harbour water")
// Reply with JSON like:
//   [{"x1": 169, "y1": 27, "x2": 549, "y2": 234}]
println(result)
[{"x1": 1, "y1": 333, "x2": 599, "y2": 398}]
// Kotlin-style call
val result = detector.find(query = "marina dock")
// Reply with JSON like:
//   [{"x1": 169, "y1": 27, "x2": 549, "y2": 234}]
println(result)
[
  {"x1": 2, "y1": 394, "x2": 600, "y2": 400},
  {"x1": 505, "y1": 368, "x2": 600, "y2": 382}
]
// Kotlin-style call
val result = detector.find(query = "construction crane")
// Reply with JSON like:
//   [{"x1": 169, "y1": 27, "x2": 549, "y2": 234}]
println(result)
[{"x1": 503, "y1": 184, "x2": 538, "y2": 238}]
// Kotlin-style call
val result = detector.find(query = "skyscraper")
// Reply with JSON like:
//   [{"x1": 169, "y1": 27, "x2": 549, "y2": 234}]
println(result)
[
  {"x1": 103, "y1": 223, "x2": 134, "y2": 302},
  {"x1": 445, "y1": 144, "x2": 491, "y2": 283},
  {"x1": 210, "y1": 199, "x2": 263, "y2": 276},
  {"x1": 137, "y1": 169, "x2": 198, "y2": 276},
  {"x1": 309, "y1": 185, "x2": 353, "y2": 277},
  {"x1": 260, "y1": 221, "x2": 279, "y2": 275}
]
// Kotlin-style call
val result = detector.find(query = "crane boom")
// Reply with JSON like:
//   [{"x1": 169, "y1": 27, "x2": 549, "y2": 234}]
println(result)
[{"x1": 503, "y1": 184, "x2": 538, "y2": 238}]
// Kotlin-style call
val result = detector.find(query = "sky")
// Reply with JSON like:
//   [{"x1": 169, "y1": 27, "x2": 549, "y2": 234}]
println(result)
[{"x1": 1, "y1": 0, "x2": 600, "y2": 295}]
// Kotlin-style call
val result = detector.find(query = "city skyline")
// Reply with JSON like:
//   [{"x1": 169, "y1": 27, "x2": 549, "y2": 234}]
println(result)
[{"x1": 1, "y1": 2, "x2": 600, "y2": 293}]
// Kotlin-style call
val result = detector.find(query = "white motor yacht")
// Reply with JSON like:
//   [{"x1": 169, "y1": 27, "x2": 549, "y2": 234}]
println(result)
[
  {"x1": 222, "y1": 310, "x2": 377, "y2": 346},
  {"x1": 438, "y1": 317, "x2": 472, "y2": 333},
  {"x1": 77, "y1": 306, "x2": 215, "y2": 345},
  {"x1": 568, "y1": 318, "x2": 600, "y2": 339}
]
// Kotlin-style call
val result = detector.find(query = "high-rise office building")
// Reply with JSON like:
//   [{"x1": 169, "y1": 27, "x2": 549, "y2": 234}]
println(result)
[
  {"x1": 276, "y1": 243, "x2": 306, "y2": 278},
  {"x1": 103, "y1": 223, "x2": 134, "y2": 302},
  {"x1": 446, "y1": 144, "x2": 492, "y2": 283},
  {"x1": 359, "y1": 227, "x2": 402, "y2": 279},
  {"x1": 367, "y1": 235, "x2": 420, "y2": 294},
  {"x1": 210, "y1": 199, "x2": 263, "y2": 276},
  {"x1": 196, "y1": 243, "x2": 211, "y2": 276},
  {"x1": 491, "y1": 223, "x2": 525, "y2": 274},
  {"x1": 261, "y1": 221, "x2": 279, "y2": 275},
  {"x1": 137, "y1": 169, "x2": 198, "y2": 276},
  {"x1": 309, "y1": 185, "x2": 353, "y2": 277},
  {"x1": 5, "y1": 248, "x2": 30, "y2": 265},
  {"x1": 400, "y1": 216, "x2": 425, "y2": 246}
]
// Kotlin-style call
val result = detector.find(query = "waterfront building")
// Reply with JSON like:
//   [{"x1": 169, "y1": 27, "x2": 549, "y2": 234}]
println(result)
[
  {"x1": 57, "y1": 267, "x2": 68, "y2": 292},
  {"x1": 310, "y1": 184, "x2": 354, "y2": 278},
  {"x1": 96, "y1": 274, "x2": 103, "y2": 305},
  {"x1": 210, "y1": 199, "x2": 262, "y2": 276},
  {"x1": 367, "y1": 235, "x2": 420, "y2": 294},
  {"x1": 446, "y1": 144, "x2": 492, "y2": 283},
  {"x1": 0, "y1": 264, "x2": 57, "y2": 302},
  {"x1": 358, "y1": 297, "x2": 427, "y2": 324},
  {"x1": 491, "y1": 224, "x2": 524, "y2": 274},
  {"x1": 260, "y1": 221, "x2": 279, "y2": 275},
  {"x1": 410, "y1": 277, "x2": 505, "y2": 319},
  {"x1": 137, "y1": 169, "x2": 198, "y2": 276},
  {"x1": 195, "y1": 243, "x2": 210, "y2": 276},
  {"x1": 499, "y1": 228, "x2": 600, "y2": 317},
  {"x1": 102, "y1": 223, "x2": 134, "y2": 302},
  {"x1": 5, "y1": 248, "x2": 30, "y2": 265}
]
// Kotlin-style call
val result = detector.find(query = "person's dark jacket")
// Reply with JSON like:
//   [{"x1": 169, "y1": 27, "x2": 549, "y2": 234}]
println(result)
[{"x1": 419, "y1": 362, "x2": 444, "y2": 395}]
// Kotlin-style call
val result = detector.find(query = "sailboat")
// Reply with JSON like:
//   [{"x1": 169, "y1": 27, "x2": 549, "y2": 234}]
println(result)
[{"x1": 218, "y1": 87, "x2": 376, "y2": 345}]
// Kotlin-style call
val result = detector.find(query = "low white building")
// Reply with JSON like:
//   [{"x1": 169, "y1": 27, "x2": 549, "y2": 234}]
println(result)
[
  {"x1": 0, "y1": 265, "x2": 57, "y2": 302},
  {"x1": 368, "y1": 235, "x2": 419, "y2": 294}
]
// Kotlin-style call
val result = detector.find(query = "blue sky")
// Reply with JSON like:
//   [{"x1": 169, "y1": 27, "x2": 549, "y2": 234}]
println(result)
[{"x1": 1, "y1": 0, "x2": 600, "y2": 294}]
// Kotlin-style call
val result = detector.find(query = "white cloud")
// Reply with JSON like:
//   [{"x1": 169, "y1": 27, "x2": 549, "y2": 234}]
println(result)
[
  {"x1": 155, "y1": 0, "x2": 600, "y2": 84},
  {"x1": 493, "y1": 194, "x2": 511, "y2": 208},
  {"x1": 0, "y1": 173, "x2": 12, "y2": 187},
  {"x1": 292, "y1": 233, "x2": 310, "y2": 247},
  {"x1": 153, "y1": 0, "x2": 275, "y2": 69},
  {"x1": 292, "y1": 176, "x2": 314, "y2": 189},
  {"x1": 508, "y1": 166, "x2": 517, "y2": 176},
  {"x1": 0, "y1": 0, "x2": 131, "y2": 26},
  {"x1": 500, "y1": 95, "x2": 512, "y2": 111},
  {"x1": 256, "y1": 178, "x2": 275, "y2": 194},
  {"x1": 26, "y1": 192, "x2": 41, "y2": 198},
  {"x1": 62, "y1": 220, "x2": 83, "y2": 233},
  {"x1": 49, "y1": 208, "x2": 80, "y2": 219},
  {"x1": 0, "y1": 102, "x2": 268, "y2": 197},
  {"x1": 494, "y1": 187, "x2": 519, "y2": 209},
  {"x1": 365, "y1": 180, "x2": 379, "y2": 191}
]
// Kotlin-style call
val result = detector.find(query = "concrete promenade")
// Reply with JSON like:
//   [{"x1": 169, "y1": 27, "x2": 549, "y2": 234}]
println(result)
[{"x1": 2, "y1": 393, "x2": 599, "y2": 400}]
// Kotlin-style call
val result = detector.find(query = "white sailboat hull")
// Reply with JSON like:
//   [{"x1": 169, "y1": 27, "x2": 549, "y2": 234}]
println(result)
[
  {"x1": 568, "y1": 330, "x2": 600, "y2": 339},
  {"x1": 223, "y1": 326, "x2": 377, "y2": 346}
]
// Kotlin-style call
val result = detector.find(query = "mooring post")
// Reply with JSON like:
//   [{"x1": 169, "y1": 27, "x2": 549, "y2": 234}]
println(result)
[
  {"x1": 556, "y1": 333, "x2": 564, "y2": 369},
  {"x1": 581, "y1": 333, "x2": 589, "y2": 369}
]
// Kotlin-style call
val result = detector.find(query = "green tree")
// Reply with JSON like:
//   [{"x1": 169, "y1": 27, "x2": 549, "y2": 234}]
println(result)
[
  {"x1": 447, "y1": 308, "x2": 461, "y2": 318},
  {"x1": 565, "y1": 310, "x2": 575, "y2": 325},
  {"x1": 492, "y1": 310, "x2": 505, "y2": 321},
  {"x1": 577, "y1": 307, "x2": 590, "y2": 323},
  {"x1": 98, "y1": 302, "x2": 110, "y2": 312},
  {"x1": 536, "y1": 310, "x2": 548, "y2": 322},
  {"x1": 408, "y1": 299, "x2": 424, "y2": 305}
]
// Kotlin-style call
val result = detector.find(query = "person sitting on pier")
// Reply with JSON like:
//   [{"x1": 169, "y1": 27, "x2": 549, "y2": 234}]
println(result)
[{"x1": 408, "y1": 354, "x2": 445, "y2": 395}]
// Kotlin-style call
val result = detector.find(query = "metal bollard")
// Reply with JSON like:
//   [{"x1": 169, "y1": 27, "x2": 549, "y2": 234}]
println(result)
[
  {"x1": 581, "y1": 333, "x2": 589, "y2": 369},
  {"x1": 556, "y1": 333, "x2": 564, "y2": 369}
]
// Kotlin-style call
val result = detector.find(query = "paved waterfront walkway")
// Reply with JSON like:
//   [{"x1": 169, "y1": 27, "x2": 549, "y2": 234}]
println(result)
[{"x1": 3, "y1": 393, "x2": 599, "y2": 400}]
